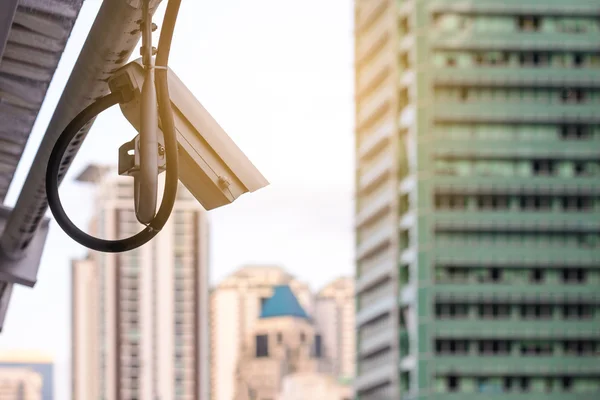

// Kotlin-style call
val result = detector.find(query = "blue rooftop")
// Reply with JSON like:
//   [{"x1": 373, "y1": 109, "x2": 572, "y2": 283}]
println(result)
[{"x1": 260, "y1": 285, "x2": 309, "y2": 320}]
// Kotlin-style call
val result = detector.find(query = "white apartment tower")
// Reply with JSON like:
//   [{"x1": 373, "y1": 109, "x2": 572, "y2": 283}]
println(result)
[
  {"x1": 71, "y1": 165, "x2": 210, "y2": 400},
  {"x1": 210, "y1": 266, "x2": 312, "y2": 400},
  {"x1": 313, "y1": 277, "x2": 356, "y2": 383}
]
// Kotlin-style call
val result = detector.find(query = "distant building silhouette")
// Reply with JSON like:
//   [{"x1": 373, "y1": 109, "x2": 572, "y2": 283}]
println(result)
[
  {"x1": 0, "y1": 350, "x2": 52, "y2": 399},
  {"x1": 210, "y1": 266, "x2": 312, "y2": 400},
  {"x1": 234, "y1": 285, "x2": 351, "y2": 400}
]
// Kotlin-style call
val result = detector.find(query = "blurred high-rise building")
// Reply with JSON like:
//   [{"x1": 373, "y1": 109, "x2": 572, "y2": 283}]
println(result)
[
  {"x1": 354, "y1": 1, "x2": 600, "y2": 399},
  {"x1": 210, "y1": 265, "x2": 312, "y2": 400},
  {"x1": 71, "y1": 165, "x2": 209, "y2": 400},
  {"x1": 313, "y1": 277, "x2": 356, "y2": 382},
  {"x1": 0, "y1": 351, "x2": 52, "y2": 399}
]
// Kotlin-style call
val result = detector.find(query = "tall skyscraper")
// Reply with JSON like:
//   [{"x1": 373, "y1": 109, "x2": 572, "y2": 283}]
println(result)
[
  {"x1": 313, "y1": 277, "x2": 356, "y2": 382},
  {"x1": 210, "y1": 266, "x2": 312, "y2": 400},
  {"x1": 0, "y1": 351, "x2": 52, "y2": 399},
  {"x1": 71, "y1": 165, "x2": 210, "y2": 400},
  {"x1": 354, "y1": 2, "x2": 600, "y2": 399}
]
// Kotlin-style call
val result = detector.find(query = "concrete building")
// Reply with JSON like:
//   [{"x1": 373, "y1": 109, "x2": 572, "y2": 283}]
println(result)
[
  {"x1": 354, "y1": 1, "x2": 600, "y2": 399},
  {"x1": 278, "y1": 373, "x2": 353, "y2": 400},
  {"x1": 313, "y1": 277, "x2": 355, "y2": 382},
  {"x1": 0, "y1": 351, "x2": 52, "y2": 399},
  {"x1": 210, "y1": 266, "x2": 312, "y2": 400},
  {"x1": 0, "y1": 368, "x2": 42, "y2": 400},
  {"x1": 71, "y1": 165, "x2": 209, "y2": 400},
  {"x1": 234, "y1": 285, "x2": 350, "y2": 400}
]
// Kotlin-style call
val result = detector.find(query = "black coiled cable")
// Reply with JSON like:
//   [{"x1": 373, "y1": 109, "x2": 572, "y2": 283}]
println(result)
[{"x1": 45, "y1": 0, "x2": 183, "y2": 253}]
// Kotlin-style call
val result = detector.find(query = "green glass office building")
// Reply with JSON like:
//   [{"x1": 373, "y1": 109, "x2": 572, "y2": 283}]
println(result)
[{"x1": 354, "y1": 1, "x2": 600, "y2": 399}]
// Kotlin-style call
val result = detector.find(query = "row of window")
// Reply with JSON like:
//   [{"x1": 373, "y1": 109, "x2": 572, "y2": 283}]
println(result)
[
  {"x1": 434, "y1": 159, "x2": 600, "y2": 179},
  {"x1": 434, "y1": 123, "x2": 599, "y2": 141},
  {"x1": 435, "y1": 303, "x2": 597, "y2": 320},
  {"x1": 435, "y1": 87, "x2": 599, "y2": 104},
  {"x1": 433, "y1": 13, "x2": 600, "y2": 34},
  {"x1": 434, "y1": 194, "x2": 597, "y2": 212},
  {"x1": 434, "y1": 50, "x2": 600, "y2": 69},
  {"x1": 435, "y1": 339, "x2": 599, "y2": 356},
  {"x1": 436, "y1": 266, "x2": 594, "y2": 285},
  {"x1": 435, "y1": 231, "x2": 600, "y2": 249},
  {"x1": 439, "y1": 374, "x2": 600, "y2": 394},
  {"x1": 255, "y1": 332, "x2": 322, "y2": 358}
]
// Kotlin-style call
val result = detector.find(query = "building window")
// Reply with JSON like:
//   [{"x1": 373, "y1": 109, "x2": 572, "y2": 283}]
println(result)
[
  {"x1": 517, "y1": 16, "x2": 540, "y2": 31},
  {"x1": 519, "y1": 377, "x2": 531, "y2": 392},
  {"x1": 561, "y1": 88, "x2": 584, "y2": 103},
  {"x1": 490, "y1": 268, "x2": 501, "y2": 282},
  {"x1": 560, "y1": 125, "x2": 591, "y2": 140},
  {"x1": 519, "y1": 52, "x2": 548, "y2": 67},
  {"x1": 276, "y1": 332, "x2": 283, "y2": 344},
  {"x1": 300, "y1": 332, "x2": 306, "y2": 343},
  {"x1": 562, "y1": 377, "x2": 573, "y2": 391},
  {"x1": 478, "y1": 304, "x2": 510, "y2": 319},
  {"x1": 448, "y1": 375, "x2": 459, "y2": 392},
  {"x1": 435, "y1": 339, "x2": 469, "y2": 355},
  {"x1": 256, "y1": 334, "x2": 269, "y2": 358},
  {"x1": 259, "y1": 297, "x2": 269, "y2": 315},
  {"x1": 530, "y1": 269, "x2": 544, "y2": 283},
  {"x1": 532, "y1": 159, "x2": 555, "y2": 176},
  {"x1": 561, "y1": 268, "x2": 586, "y2": 284},
  {"x1": 314, "y1": 334, "x2": 323, "y2": 358}
]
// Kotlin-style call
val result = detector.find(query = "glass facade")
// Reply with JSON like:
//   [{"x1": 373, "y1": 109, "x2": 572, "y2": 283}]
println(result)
[{"x1": 354, "y1": 1, "x2": 600, "y2": 399}]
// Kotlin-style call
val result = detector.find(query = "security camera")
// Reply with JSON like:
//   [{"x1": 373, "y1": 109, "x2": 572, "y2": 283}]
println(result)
[{"x1": 108, "y1": 59, "x2": 269, "y2": 211}]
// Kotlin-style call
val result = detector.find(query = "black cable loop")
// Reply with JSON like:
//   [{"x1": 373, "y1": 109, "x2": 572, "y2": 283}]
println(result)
[{"x1": 45, "y1": 0, "x2": 182, "y2": 253}]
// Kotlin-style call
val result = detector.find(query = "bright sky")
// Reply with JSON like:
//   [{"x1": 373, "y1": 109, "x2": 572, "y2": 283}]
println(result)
[{"x1": 0, "y1": 1, "x2": 354, "y2": 398}]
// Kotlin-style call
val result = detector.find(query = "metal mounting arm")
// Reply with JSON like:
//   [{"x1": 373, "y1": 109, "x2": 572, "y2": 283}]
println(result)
[{"x1": 135, "y1": 0, "x2": 160, "y2": 225}]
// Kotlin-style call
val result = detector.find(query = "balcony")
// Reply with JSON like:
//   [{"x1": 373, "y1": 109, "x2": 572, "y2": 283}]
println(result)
[
  {"x1": 354, "y1": 362, "x2": 395, "y2": 393},
  {"x1": 356, "y1": 223, "x2": 394, "y2": 261},
  {"x1": 433, "y1": 320, "x2": 600, "y2": 338},
  {"x1": 357, "y1": 121, "x2": 394, "y2": 160},
  {"x1": 358, "y1": 325, "x2": 395, "y2": 356},
  {"x1": 357, "y1": 151, "x2": 394, "y2": 191},
  {"x1": 428, "y1": 0, "x2": 600, "y2": 16},
  {"x1": 433, "y1": 102, "x2": 600, "y2": 124},
  {"x1": 433, "y1": 210, "x2": 600, "y2": 232},
  {"x1": 431, "y1": 31, "x2": 600, "y2": 52},
  {"x1": 356, "y1": 0, "x2": 389, "y2": 34},
  {"x1": 355, "y1": 186, "x2": 394, "y2": 228},
  {"x1": 434, "y1": 284, "x2": 600, "y2": 303},
  {"x1": 356, "y1": 18, "x2": 391, "y2": 68},
  {"x1": 356, "y1": 295, "x2": 395, "y2": 327},
  {"x1": 356, "y1": 50, "x2": 392, "y2": 98},
  {"x1": 434, "y1": 355, "x2": 600, "y2": 375},
  {"x1": 432, "y1": 67, "x2": 600, "y2": 88},
  {"x1": 434, "y1": 244, "x2": 600, "y2": 266},
  {"x1": 356, "y1": 257, "x2": 394, "y2": 293},
  {"x1": 357, "y1": 90, "x2": 392, "y2": 129},
  {"x1": 431, "y1": 138, "x2": 600, "y2": 159},
  {"x1": 433, "y1": 176, "x2": 600, "y2": 195}
]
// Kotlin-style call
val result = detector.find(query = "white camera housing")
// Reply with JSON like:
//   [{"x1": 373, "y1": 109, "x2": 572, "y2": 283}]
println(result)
[{"x1": 108, "y1": 59, "x2": 269, "y2": 210}]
